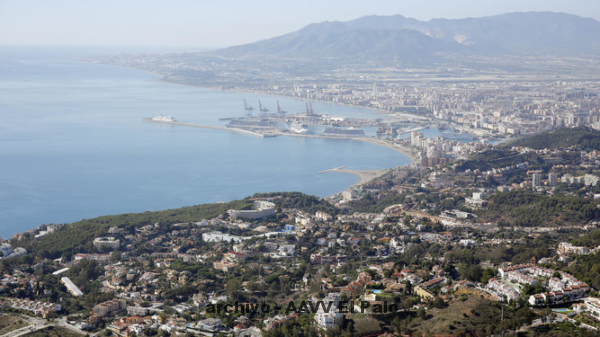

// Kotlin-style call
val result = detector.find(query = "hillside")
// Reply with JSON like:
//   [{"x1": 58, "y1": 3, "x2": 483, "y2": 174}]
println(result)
[
  {"x1": 384, "y1": 296, "x2": 535, "y2": 336},
  {"x1": 25, "y1": 199, "x2": 252, "y2": 259},
  {"x1": 479, "y1": 190, "x2": 600, "y2": 227},
  {"x1": 215, "y1": 26, "x2": 463, "y2": 65},
  {"x1": 347, "y1": 12, "x2": 600, "y2": 55},
  {"x1": 213, "y1": 12, "x2": 600, "y2": 64},
  {"x1": 19, "y1": 192, "x2": 335, "y2": 259},
  {"x1": 503, "y1": 127, "x2": 600, "y2": 150}
]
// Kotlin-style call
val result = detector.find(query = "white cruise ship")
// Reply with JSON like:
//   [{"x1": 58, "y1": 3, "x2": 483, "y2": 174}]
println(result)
[
  {"x1": 151, "y1": 114, "x2": 176, "y2": 122},
  {"x1": 289, "y1": 122, "x2": 309, "y2": 134}
]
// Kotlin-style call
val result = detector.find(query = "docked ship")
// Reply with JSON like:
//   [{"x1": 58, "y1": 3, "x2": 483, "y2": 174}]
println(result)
[
  {"x1": 289, "y1": 122, "x2": 309, "y2": 134},
  {"x1": 151, "y1": 114, "x2": 176, "y2": 122}
]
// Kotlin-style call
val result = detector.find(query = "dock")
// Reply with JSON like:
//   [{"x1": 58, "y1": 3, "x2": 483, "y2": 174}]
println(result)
[
  {"x1": 143, "y1": 118, "x2": 271, "y2": 138},
  {"x1": 143, "y1": 118, "x2": 419, "y2": 164}
]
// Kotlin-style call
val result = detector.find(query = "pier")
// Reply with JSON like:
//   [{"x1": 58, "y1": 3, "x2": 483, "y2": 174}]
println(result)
[
  {"x1": 144, "y1": 118, "x2": 419, "y2": 163},
  {"x1": 143, "y1": 118, "x2": 270, "y2": 138}
]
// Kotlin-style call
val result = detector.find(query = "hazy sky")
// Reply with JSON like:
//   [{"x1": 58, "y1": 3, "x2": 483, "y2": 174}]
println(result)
[{"x1": 1, "y1": 0, "x2": 599, "y2": 49}]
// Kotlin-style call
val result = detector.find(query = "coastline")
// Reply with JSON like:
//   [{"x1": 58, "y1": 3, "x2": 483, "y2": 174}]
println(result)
[
  {"x1": 144, "y1": 72, "x2": 423, "y2": 164},
  {"x1": 355, "y1": 138, "x2": 420, "y2": 164},
  {"x1": 141, "y1": 71, "x2": 423, "y2": 193},
  {"x1": 2, "y1": 61, "x2": 418, "y2": 239},
  {"x1": 326, "y1": 168, "x2": 390, "y2": 187},
  {"x1": 96, "y1": 61, "x2": 426, "y2": 158},
  {"x1": 144, "y1": 118, "x2": 419, "y2": 188},
  {"x1": 155, "y1": 76, "x2": 389, "y2": 116},
  {"x1": 102, "y1": 62, "x2": 420, "y2": 199}
]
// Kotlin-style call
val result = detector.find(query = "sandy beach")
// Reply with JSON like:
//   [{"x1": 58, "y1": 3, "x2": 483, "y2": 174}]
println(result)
[
  {"x1": 355, "y1": 138, "x2": 420, "y2": 164},
  {"x1": 320, "y1": 139, "x2": 419, "y2": 196},
  {"x1": 325, "y1": 168, "x2": 390, "y2": 187}
]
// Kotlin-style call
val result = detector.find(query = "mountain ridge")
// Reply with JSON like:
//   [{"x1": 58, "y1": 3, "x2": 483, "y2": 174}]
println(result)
[{"x1": 211, "y1": 12, "x2": 600, "y2": 65}]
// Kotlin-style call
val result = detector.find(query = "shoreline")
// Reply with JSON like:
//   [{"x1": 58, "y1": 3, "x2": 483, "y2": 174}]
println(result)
[
  {"x1": 138, "y1": 71, "x2": 424, "y2": 195},
  {"x1": 155, "y1": 77, "x2": 390, "y2": 116},
  {"x1": 355, "y1": 138, "x2": 420, "y2": 164},
  {"x1": 97, "y1": 62, "x2": 432, "y2": 165},
  {"x1": 327, "y1": 168, "x2": 391, "y2": 187},
  {"x1": 144, "y1": 71, "x2": 424, "y2": 163},
  {"x1": 142, "y1": 118, "x2": 420, "y2": 200},
  {"x1": 144, "y1": 118, "x2": 420, "y2": 187},
  {"x1": 3, "y1": 65, "x2": 419, "y2": 239}
]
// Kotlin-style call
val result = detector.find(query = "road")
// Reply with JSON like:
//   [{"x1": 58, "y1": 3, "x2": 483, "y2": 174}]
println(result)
[
  {"x1": 3, "y1": 321, "x2": 48, "y2": 337},
  {"x1": 3, "y1": 315, "x2": 87, "y2": 337}
]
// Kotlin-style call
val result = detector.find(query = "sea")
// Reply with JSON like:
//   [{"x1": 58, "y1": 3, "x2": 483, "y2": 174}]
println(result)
[
  {"x1": 0, "y1": 46, "x2": 398, "y2": 238},
  {"x1": 0, "y1": 46, "x2": 474, "y2": 239}
]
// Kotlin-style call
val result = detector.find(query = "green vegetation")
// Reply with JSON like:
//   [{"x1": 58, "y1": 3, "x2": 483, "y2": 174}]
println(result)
[
  {"x1": 479, "y1": 190, "x2": 600, "y2": 227},
  {"x1": 254, "y1": 192, "x2": 338, "y2": 215},
  {"x1": 262, "y1": 313, "x2": 319, "y2": 337},
  {"x1": 23, "y1": 326, "x2": 83, "y2": 337},
  {"x1": 0, "y1": 314, "x2": 28, "y2": 335},
  {"x1": 571, "y1": 229, "x2": 600, "y2": 248},
  {"x1": 20, "y1": 192, "x2": 337, "y2": 260},
  {"x1": 527, "y1": 322, "x2": 600, "y2": 336},
  {"x1": 454, "y1": 149, "x2": 542, "y2": 172},
  {"x1": 20, "y1": 199, "x2": 255, "y2": 259},
  {"x1": 348, "y1": 191, "x2": 407, "y2": 213},
  {"x1": 567, "y1": 251, "x2": 600, "y2": 290},
  {"x1": 388, "y1": 296, "x2": 536, "y2": 336},
  {"x1": 346, "y1": 314, "x2": 382, "y2": 335},
  {"x1": 502, "y1": 127, "x2": 600, "y2": 151}
]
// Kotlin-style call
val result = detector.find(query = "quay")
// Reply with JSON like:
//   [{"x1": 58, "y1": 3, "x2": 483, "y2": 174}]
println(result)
[
  {"x1": 143, "y1": 118, "x2": 269, "y2": 138},
  {"x1": 143, "y1": 118, "x2": 420, "y2": 163}
]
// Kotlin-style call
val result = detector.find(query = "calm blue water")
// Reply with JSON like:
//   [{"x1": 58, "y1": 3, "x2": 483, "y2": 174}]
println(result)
[{"x1": 0, "y1": 46, "x2": 410, "y2": 238}]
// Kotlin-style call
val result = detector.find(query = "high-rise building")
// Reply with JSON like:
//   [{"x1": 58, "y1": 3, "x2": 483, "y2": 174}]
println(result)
[
  {"x1": 548, "y1": 172, "x2": 557, "y2": 186},
  {"x1": 532, "y1": 173, "x2": 542, "y2": 188},
  {"x1": 411, "y1": 131, "x2": 423, "y2": 148}
]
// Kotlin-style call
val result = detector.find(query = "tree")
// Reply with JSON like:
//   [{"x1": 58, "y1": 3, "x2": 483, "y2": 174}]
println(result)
[
  {"x1": 111, "y1": 250, "x2": 122, "y2": 263},
  {"x1": 461, "y1": 265, "x2": 483, "y2": 282},
  {"x1": 431, "y1": 297, "x2": 447, "y2": 309},
  {"x1": 391, "y1": 316, "x2": 403, "y2": 334},
  {"x1": 344, "y1": 321, "x2": 355, "y2": 336},
  {"x1": 405, "y1": 281, "x2": 412, "y2": 295}
]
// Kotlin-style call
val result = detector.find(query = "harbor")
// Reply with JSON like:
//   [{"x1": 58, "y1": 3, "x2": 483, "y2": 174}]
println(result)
[
  {"x1": 144, "y1": 111, "x2": 422, "y2": 191},
  {"x1": 143, "y1": 118, "x2": 269, "y2": 138},
  {"x1": 144, "y1": 116, "x2": 420, "y2": 163},
  {"x1": 144, "y1": 97, "x2": 433, "y2": 167}
]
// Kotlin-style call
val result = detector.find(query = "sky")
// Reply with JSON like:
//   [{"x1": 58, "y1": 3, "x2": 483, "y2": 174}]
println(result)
[{"x1": 1, "y1": 0, "x2": 599, "y2": 49}]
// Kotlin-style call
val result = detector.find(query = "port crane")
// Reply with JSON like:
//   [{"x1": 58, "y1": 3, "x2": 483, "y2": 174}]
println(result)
[
  {"x1": 306, "y1": 102, "x2": 314, "y2": 115},
  {"x1": 243, "y1": 99, "x2": 254, "y2": 117},
  {"x1": 306, "y1": 101, "x2": 316, "y2": 123},
  {"x1": 258, "y1": 100, "x2": 269, "y2": 115},
  {"x1": 276, "y1": 100, "x2": 287, "y2": 115}
]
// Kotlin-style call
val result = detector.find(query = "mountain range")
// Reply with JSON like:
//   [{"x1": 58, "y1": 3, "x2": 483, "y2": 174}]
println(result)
[{"x1": 212, "y1": 12, "x2": 600, "y2": 65}]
